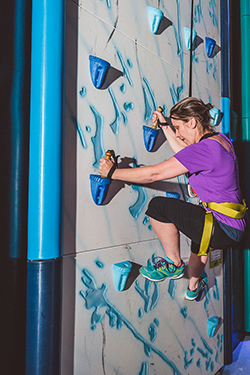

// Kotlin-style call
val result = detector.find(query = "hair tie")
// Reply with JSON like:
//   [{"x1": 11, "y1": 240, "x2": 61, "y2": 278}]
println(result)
[{"x1": 205, "y1": 102, "x2": 213, "y2": 110}]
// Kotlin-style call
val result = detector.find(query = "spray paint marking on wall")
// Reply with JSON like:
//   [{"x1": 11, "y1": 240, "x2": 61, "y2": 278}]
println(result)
[
  {"x1": 78, "y1": 254, "x2": 222, "y2": 373},
  {"x1": 90, "y1": 105, "x2": 105, "y2": 168},
  {"x1": 129, "y1": 185, "x2": 147, "y2": 219},
  {"x1": 79, "y1": 268, "x2": 183, "y2": 375},
  {"x1": 108, "y1": 87, "x2": 122, "y2": 134},
  {"x1": 116, "y1": 49, "x2": 133, "y2": 86}
]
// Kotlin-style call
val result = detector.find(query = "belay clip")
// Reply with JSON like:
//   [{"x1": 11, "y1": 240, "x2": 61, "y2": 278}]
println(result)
[
  {"x1": 143, "y1": 106, "x2": 163, "y2": 152},
  {"x1": 89, "y1": 150, "x2": 118, "y2": 205}
]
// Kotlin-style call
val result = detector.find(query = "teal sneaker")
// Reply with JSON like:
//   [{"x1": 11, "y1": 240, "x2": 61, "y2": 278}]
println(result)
[
  {"x1": 139, "y1": 256, "x2": 185, "y2": 282},
  {"x1": 186, "y1": 273, "x2": 208, "y2": 301}
]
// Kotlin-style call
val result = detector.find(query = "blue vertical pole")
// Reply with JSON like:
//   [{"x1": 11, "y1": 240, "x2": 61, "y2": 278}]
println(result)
[
  {"x1": 221, "y1": 0, "x2": 233, "y2": 366},
  {"x1": 26, "y1": 0, "x2": 65, "y2": 374}
]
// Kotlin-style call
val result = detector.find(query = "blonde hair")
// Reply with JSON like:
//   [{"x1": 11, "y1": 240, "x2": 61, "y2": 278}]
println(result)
[{"x1": 170, "y1": 97, "x2": 213, "y2": 132}]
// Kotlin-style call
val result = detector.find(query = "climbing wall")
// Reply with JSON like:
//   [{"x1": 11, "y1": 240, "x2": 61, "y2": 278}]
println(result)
[{"x1": 62, "y1": 1, "x2": 223, "y2": 374}]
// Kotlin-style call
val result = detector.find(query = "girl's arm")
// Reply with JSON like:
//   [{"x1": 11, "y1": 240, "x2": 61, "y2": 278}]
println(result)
[
  {"x1": 99, "y1": 156, "x2": 188, "y2": 184},
  {"x1": 152, "y1": 110, "x2": 187, "y2": 153},
  {"x1": 161, "y1": 125, "x2": 187, "y2": 153}
]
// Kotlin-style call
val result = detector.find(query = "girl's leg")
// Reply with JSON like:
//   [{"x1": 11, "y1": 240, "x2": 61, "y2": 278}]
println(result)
[
  {"x1": 188, "y1": 252, "x2": 208, "y2": 290},
  {"x1": 149, "y1": 218, "x2": 182, "y2": 267},
  {"x1": 146, "y1": 197, "x2": 238, "y2": 289}
]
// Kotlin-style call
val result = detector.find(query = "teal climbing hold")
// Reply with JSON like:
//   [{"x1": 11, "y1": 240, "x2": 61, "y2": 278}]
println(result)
[
  {"x1": 207, "y1": 316, "x2": 220, "y2": 338},
  {"x1": 113, "y1": 261, "x2": 132, "y2": 291},
  {"x1": 184, "y1": 27, "x2": 197, "y2": 51},
  {"x1": 205, "y1": 37, "x2": 216, "y2": 58},
  {"x1": 210, "y1": 107, "x2": 220, "y2": 126},
  {"x1": 89, "y1": 55, "x2": 110, "y2": 89},
  {"x1": 148, "y1": 6, "x2": 164, "y2": 34}
]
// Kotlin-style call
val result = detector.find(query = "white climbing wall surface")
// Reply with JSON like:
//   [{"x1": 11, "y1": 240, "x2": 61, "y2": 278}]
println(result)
[{"x1": 64, "y1": 1, "x2": 223, "y2": 374}]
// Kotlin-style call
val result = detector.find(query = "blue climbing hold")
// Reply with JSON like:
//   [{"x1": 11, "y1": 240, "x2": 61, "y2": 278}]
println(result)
[
  {"x1": 143, "y1": 125, "x2": 159, "y2": 152},
  {"x1": 210, "y1": 107, "x2": 220, "y2": 126},
  {"x1": 89, "y1": 174, "x2": 110, "y2": 205},
  {"x1": 205, "y1": 37, "x2": 216, "y2": 58},
  {"x1": 113, "y1": 261, "x2": 132, "y2": 291},
  {"x1": 148, "y1": 6, "x2": 164, "y2": 34},
  {"x1": 207, "y1": 316, "x2": 220, "y2": 338},
  {"x1": 184, "y1": 27, "x2": 197, "y2": 51},
  {"x1": 89, "y1": 55, "x2": 111, "y2": 89},
  {"x1": 166, "y1": 192, "x2": 180, "y2": 199}
]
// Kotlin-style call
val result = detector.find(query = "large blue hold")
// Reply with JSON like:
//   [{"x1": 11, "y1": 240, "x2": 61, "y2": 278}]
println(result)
[
  {"x1": 205, "y1": 37, "x2": 216, "y2": 58},
  {"x1": 143, "y1": 125, "x2": 159, "y2": 152},
  {"x1": 89, "y1": 55, "x2": 110, "y2": 89},
  {"x1": 90, "y1": 174, "x2": 111, "y2": 205}
]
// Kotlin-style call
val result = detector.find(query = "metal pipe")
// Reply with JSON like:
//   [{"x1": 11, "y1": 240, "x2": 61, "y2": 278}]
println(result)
[
  {"x1": 221, "y1": 0, "x2": 233, "y2": 364},
  {"x1": 26, "y1": 0, "x2": 65, "y2": 373},
  {"x1": 26, "y1": 259, "x2": 62, "y2": 375},
  {"x1": 221, "y1": 0, "x2": 231, "y2": 137},
  {"x1": 189, "y1": 0, "x2": 194, "y2": 97},
  {"x1": 28, "y1": 0, "x2": 65, "y2": 261},
  {"x1": 240, "y1": 0, "x2": 250, "y2": 333}
]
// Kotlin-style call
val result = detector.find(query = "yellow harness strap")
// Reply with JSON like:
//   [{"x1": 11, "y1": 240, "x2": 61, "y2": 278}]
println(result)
[
  {"x1": 202, "y1": 200, "x2": 248, "y2": 219},
  {"x1": 198, "y1": 200, "x2": 248, "y2": 256},
  {"x1": 199, "y1": 211, "x2": 214, "y2": 256}
]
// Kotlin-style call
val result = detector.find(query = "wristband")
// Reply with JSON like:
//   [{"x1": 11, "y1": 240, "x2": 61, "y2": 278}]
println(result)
[
  {"x1": 158, "y1": 121, "x2": 168, "y2": 127},
  {"x1": 107, "y1": 164, "x2": 117, "y2": 180}
]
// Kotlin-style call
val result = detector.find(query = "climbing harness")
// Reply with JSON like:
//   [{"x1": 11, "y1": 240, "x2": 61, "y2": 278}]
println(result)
[
  {"x1": 192, "y1": 131, "x2": 248, "y2": 255},
  {"x1": 198, "y1": 200, "x2": 248, "y2": 256}
]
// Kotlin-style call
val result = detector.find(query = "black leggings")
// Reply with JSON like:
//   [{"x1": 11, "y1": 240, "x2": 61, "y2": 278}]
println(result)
[{"x1": 145, "y1": 197, "x2": 239, "y2": 254}]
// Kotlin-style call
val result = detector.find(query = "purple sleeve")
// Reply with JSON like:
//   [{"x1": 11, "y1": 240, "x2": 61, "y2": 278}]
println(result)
[{"x1": 174, "y1": 141, "x2": 213, "y2": 174}]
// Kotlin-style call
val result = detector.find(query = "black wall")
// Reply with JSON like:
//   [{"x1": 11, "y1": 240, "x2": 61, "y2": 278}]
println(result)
[{"x1": 0, "y1": 2, "x2": 32, "y2": 374}]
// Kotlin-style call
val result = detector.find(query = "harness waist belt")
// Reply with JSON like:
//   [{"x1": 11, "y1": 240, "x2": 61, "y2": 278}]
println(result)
[{"x1": 198, "y1": 200, "x2": 248, "y2": 256}]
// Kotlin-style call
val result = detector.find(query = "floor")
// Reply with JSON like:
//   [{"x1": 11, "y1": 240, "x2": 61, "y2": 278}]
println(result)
[{"x1": 220, "y1": 335, "x2": 250, "y2": 374}]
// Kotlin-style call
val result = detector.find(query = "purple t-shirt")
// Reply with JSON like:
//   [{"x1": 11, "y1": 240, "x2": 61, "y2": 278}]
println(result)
[{"x1": 174, "y1": 133, "x2": 247, "y2": 232}]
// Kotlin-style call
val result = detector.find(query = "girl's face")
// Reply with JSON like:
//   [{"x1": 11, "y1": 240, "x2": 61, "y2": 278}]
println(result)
[{"x1": 171, "y1": 117, "x2": 196, "y2": 145}]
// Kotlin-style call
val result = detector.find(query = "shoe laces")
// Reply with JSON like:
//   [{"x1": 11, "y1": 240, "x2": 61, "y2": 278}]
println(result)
[
  {"x1": 199, "y1": 277, "x2": 207, "y2": 288},
  {"x1": 188, "y1": 277, "x2": 206, "y2": 292},
  {"x1": 152, "y1": 256, "x2": 177, "y2": 272}
]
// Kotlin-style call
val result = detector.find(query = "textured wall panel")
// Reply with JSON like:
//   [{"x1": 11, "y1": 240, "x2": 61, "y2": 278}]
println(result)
[{"x1": 62, "y1": 0, "x2": 223, "y2": 374}]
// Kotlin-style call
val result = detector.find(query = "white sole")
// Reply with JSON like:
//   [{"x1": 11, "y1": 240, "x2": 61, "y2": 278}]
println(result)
[
  {"x1": 185, "y1": 295, "x2": 197, "y2": 301},
  {"x1": 186, "y1": 284, "x2": 206, "y2": 301},
  {"x1": 140, "y1": 272, "x2": 184, "y2": 282}
]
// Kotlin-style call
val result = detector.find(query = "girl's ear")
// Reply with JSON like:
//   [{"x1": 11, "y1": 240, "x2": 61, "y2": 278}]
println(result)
[{"x1": 189, "y1": 117, "x2": 197, "y2": 129}]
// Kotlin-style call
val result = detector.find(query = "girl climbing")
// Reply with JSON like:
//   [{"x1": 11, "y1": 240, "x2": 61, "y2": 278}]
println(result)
[{"x1": 98, "y1": 97, "x2": 248, "y2": 301}]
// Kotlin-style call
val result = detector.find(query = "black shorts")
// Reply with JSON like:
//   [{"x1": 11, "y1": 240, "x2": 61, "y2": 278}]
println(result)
[{"x1": 145, "y1": 197, "x2": 239, "y2": 254}]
